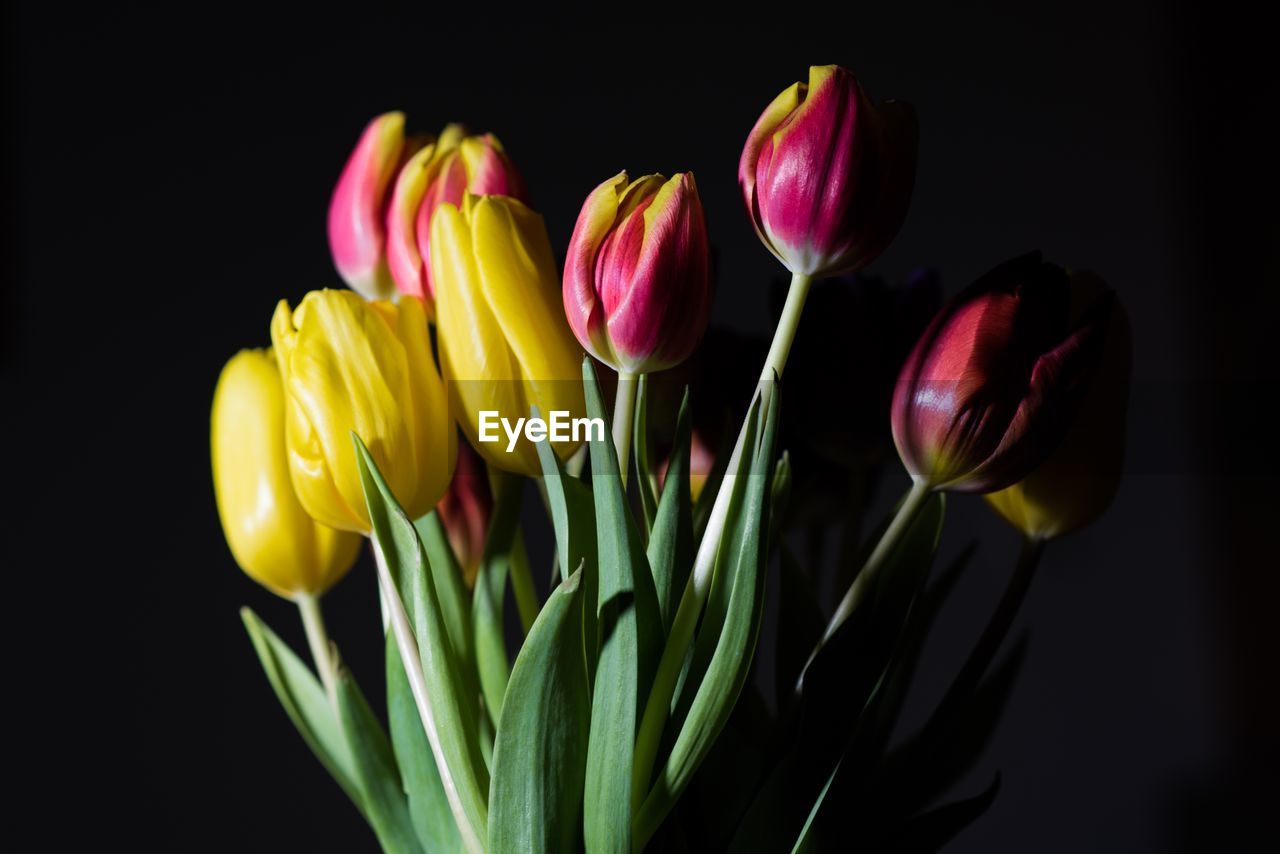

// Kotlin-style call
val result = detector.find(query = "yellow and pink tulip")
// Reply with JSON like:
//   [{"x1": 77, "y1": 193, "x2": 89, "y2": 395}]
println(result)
[
  {"x1": 387, "y1": 128, "x2": 527, "y2": 309},
  {"x1": 740, "y1": 65, "x2": 918, "y2": 277},
  {"x1": 563, "y1": 171, "x2": 712, "y2": 375}
]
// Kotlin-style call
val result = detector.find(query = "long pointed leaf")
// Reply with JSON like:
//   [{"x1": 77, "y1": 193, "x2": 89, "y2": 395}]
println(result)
[
  {"x1": 472, "y1": 472, "x2": 523, "y2": 726},
  {"x1": 355, "y1": 435, "x2": 489, "y2": 853},
  {"x1": 489, "y1": 568, "x2": 590, "y2": 852},
  {"x1": 646, "y1": 388, "x2": 694, "y2": 634},
  {"x1": 636, "y1": 382, "x2": 781, "y2": 845},
  {"x1": 335, "y1": 665, "x2": 423, "y2": 854},
  {"x1": 536, "y1": 426, "x2": 598, "y2": 681},
  {"x1": 387, "y1": 633, "x2": 461, "y2": 852},
  {"x1": 581, "y1": 359, "x2": 663, "y2": 853},
  {"x1": 240, "y1": 608, "x2": 364, "y2": 816}
]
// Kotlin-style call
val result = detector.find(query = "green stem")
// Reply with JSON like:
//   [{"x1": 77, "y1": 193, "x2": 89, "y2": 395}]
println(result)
[
  {"x1": 761, "y1": 271, "x2": 813, "y2": 382},
  {"x1": 820, "y1": 478, "x2": 933, "y2": 650},
  {"x1": 631, "y1": 271, "x2": 812, "y2": 826},
  {"x1": 296, "y1": 592, "x2": 336, "y2": 702},
  {"x1": 612, "y1": 371, "x2": 638, "y2": 488}
]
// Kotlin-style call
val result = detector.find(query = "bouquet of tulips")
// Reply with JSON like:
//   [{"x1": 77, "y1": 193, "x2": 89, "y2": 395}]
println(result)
[{"x1": 211, "y1": 65, "x2": 1130, "y2": 852}]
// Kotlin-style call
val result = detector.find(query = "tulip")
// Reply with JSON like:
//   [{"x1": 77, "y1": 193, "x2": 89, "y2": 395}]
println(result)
[
  {"x1": 328, "y1": 112, "x2": 424, "y2": 301},
  {"x1": 431, "y1": 193, "x2": 586, "y2": 475},
  {"x1": 564, "y1": 171, "x2": 712, "y2": 375},
  {"x1": 985, "y1": 274, "x2": 1131, "y2": 539},
  {"x1": 271, "y1": 288, "x2": 454, "y2": 533},
  {"x1": 435, "y1": 437, "x2": 493, "y2": 587},
  {"x1": 891, "y1": 252, "x2": 1112, "y2": 494},
  {"x1": 387, "y1": 128, "x2": 527, "y2": 307},
  {"x1": 211, "y1": 349, "x2": 361, "y2": 597},
  {"x1": 739, "y1": 64, "x2": 918, "y2": 278}
]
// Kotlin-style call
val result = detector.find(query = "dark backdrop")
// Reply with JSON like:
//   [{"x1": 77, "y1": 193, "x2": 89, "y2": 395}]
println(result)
[{"x1": 6, "y1": 2, "x2": 1276, "y2": 851}]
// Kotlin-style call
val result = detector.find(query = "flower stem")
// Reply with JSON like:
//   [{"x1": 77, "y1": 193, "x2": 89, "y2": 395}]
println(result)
[
  {"x1": 612, "y1": 371, "x2": 638, "y2": 488},
  {"x1": 761, "y1": 272, "x2": 813, "y2": 382},
  {"x1": 296, "y1": 592, "x2": 336, "y2": 702},
  {"x1": 819, "y1": 478, "x2": 933, "y2": 651},
  {"x1": 631, "y1": 270, "x2": 812, "y2": 834}
]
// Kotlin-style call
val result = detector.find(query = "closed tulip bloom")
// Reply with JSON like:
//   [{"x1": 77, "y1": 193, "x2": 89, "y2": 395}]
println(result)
[
  {"x1": 740, "y1": 65, "x2": 918, "y2": 277},
  {"x1": 431, "y1": 194, "x2": 586, "y2": 475},
  {"x1": 211, "y1": 349, "x2": 361, "y2": 596},
  {"x1": 271, "y1": 289, "x2": 454, "y2": 533},
  {"x1": 891, "y1": 253, "x2": 1111, "y2": 493},
  {"x1": 986, "y1": 276, "x2": 1131, "y2": 539},
  {"x1": 564, "y1": 171, "x2": 712, "y2": 374},
  {"x1": 386, "y1": 128, "x2": 527, "y2": 307},
  {"x1": 435, "y1": 438, "x2": 492, "y2": 587},
  {"x1": 328, "y1": 112, "x2": 421, "y2": 301}
]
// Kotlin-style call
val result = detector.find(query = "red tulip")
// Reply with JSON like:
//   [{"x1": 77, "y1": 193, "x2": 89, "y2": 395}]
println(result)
[
  {"x1": 739, "y1": 65, "x2": 917, "y2": 277},
  {"x1": 564, "y1": 171, "x2": 712, "y2": 374},
  {"x1": 891, "y1": 253, "x2": 1112, "y2": 493}
]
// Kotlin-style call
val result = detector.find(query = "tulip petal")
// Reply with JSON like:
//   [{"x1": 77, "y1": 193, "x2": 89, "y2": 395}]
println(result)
[
  {"x1": 328, "y1": 112, "x2": 406, "y2": 301},
  {"x1": 386, "y1": 143, "x2": 438, "y2": 303}
]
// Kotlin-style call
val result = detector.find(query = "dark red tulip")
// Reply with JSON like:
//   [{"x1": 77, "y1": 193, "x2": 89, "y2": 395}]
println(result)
[{"x1": 891, "y1": 253, "x2": 1112, "y2": 493}]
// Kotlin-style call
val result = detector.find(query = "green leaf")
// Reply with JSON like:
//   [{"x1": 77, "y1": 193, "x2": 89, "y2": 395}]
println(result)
[
  {"x1": 790, "y1": 756, "x2": 841, "y2": 854},
  {"x1": 414, "y1": 511, "x2": 476, "y2": 678},
  {"x1": 581, "y1": 358, "x2": 663, "y2": 853},
  {"x1": 536, "y1": 427, "x2": 599, "y2": 680},
  {"x1": 387, "y1": 633, "x2": 461, "y2": 852},
  {"x1": 489, "y1": 568, "x2": 590, "y2": 853},
  {"x1": 635, "y1": 382, "x2": 780, "y2": 844},
  {"x1": 633, "y1": 373, "x2": 660, "y2": 534},
  {"x1": 415, "y1": 510, "x2": 485, "y2": 753},
  {"x1": 335, "y1": 665, "x2": 423, "y2": 854},
  {"x1": 240, "y1": 607, "x2": 364, "y2": 816},
  {"x1": 646, "y1": 388, "x2": 695, "y2": 634},
  {"x1": 472, "y1": 472, "x2": 524, "y2": 727},
  {"x1": 354, "y1": 434, "x2": 489, "y2": 853}
]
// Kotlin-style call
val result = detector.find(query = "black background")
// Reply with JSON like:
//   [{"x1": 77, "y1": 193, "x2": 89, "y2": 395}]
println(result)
[{"x1": 6, "y1": 2, "x2": 1277, "y2": 851}]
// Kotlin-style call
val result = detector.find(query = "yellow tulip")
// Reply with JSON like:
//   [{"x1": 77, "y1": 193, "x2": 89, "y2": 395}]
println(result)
[
  {"x1": 431, "y1": 193, "x2": 586, "y2": 475},
  {"x1": 211, "y1": 349, "x2": 361, "y2": 596},
  {"x1": 271, "y1": 289, "x2": 455, "y2": 533},
  {"x1": 985, "y1": 276, "x2": 1131, "y2": 540}
]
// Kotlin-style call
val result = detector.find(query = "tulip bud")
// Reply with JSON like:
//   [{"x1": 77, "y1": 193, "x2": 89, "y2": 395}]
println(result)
[
  {"x1": 739, "y1": 65, "x2": 918, "y2": 277},
  {"x1": 328, "y1": 112, "x2": 422, "y2": 301},
  {"x1": 891, "y1": 253, "x2": 1111, "y2": 493},
  {"x1": 985, "y1": 276, "x2": 1131, "y2": 539},
  {"x1": 435, "y1": 437, "x2": 492, "y2": 587},
  {"x1": 431, "y1": 194, "x2": 586, "y2": 475},
  {"x1": 211, "y1": 349, "x2": 361, "y2": 596},
  {"x1": 387, "y1": 128, "x2": 527, "y2": 307},
  {"x1": 271, "y1": 289, "x2": 455, "y2": 533},
  {"x1": 564, "y1": 171, "x2": 712, "y2": 374}
]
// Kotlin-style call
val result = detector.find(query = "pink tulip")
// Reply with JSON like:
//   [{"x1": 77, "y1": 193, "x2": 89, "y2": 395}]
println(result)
[
  {"x1": 890, "y1": 253, "x2": 1112, "y2": 493},
  {"x1": 739, "y1": 65, "x2": 918, "y2": 277},
  {"x1": 327, "y1": 112, "x2": 418, "y2": 301},
  {"x1": 564, "y1": 171, "x2": 712, "y2": 374},
  {"x1": 386, "y1": 129, "x2": 526, "y2": 307}
]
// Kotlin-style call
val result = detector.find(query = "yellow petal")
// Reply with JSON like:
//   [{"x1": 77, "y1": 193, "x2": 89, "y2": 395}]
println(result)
[{"x1": 211, "y1": 349, "x2": 360, "y2": 596}]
